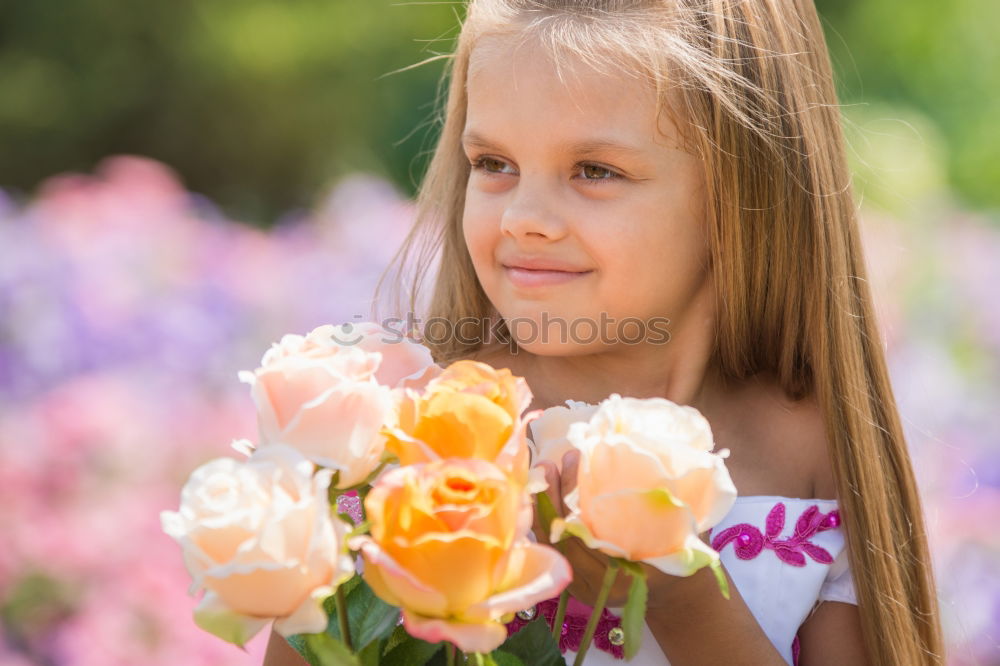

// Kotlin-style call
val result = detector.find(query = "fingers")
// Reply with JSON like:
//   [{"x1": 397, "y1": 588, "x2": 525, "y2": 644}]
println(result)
[
  {"x1": 560, "y1": 449, "x2": 581, "y2": 498},
  {"x1": 538, "y1": 460, "x2": 564, "y2": 515},
  {"x1": 563, "y1": 538, "x2": 633, "y2": 607}
]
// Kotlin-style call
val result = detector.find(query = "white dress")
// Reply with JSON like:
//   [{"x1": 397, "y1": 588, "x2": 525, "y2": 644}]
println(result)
[{"x1": 510, "y1": 496, "x2": 858, "y2": 665}]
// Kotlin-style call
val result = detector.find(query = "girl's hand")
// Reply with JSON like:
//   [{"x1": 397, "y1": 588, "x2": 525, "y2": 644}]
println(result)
[
  {"x1": 533, "y1": 453, "x2": 793, "y2": 665},
  {"x1": 532, "y1": 450, "x2": 712, "y2": 609}
]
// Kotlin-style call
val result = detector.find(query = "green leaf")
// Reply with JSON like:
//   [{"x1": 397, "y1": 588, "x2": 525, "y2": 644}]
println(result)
[
  {"x1": 622, "y1": 566, "x2": 649, "y2": 660},
  {"x1": 488, "y1": 651, "x2": 526, "y2": 666},
  {"x1": 381, "y1": 623, "x2": 409, "y2": 655},
  {"x1": 535, "y1": 491, "x2": 559, "y2": 537},
  {"x1": 191, "y1": 594, "x2": 268, "y2": 648},
  {"x1": 424, "y1": 648, "x2": 450, "y2": 666},
  {"x1": 346, "y1": 578, "x2": 401, "y2": 648},
  {"x1": 347, "y1": 519, "x2": 372, "y2": 539},
  {"x1": 380, "y1": 633, "x2": 444, "y2": 666},
  {"x1": 301, "y1": 632, "x2": 359, "y2": 666},
  {"x1": 496, "y1": 617, "x2": 563, "y2": 666},
  {"x1": 709, "y1": 558, "x2": 731, "y2": 600},
  {"x1": 321, "y1": 576, "x2": 399, "y2": 650},
  {"x1": 326, "y1": 472, "x2": 343, "y2": 502},
  {"x1": 287, "y1": 633, "x2": 307, "y2": 657},
  {"x1": 324, "y1": 574, "x2": 362, "y2": 619},
  {"x1": 357, "y1": 638, "x2": 384, "y2": 666},
  {"x1": 617, "y1": 559, "x2": 645, "y2": 579}
]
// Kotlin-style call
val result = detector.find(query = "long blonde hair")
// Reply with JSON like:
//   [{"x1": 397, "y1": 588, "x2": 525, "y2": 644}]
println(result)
[{"x1": 374, "y1": 1, "x2": 944, "y2": 662}]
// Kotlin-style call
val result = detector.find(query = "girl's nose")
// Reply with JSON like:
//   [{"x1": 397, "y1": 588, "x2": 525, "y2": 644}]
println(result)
[{"x1": 499, "y1": 179, "x2": 569, "y2": 241}]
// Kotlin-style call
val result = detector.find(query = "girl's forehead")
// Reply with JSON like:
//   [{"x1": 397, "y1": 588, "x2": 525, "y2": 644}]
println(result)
[
  {"x1": 468, "y1": 31, "x2": 643, "y2": 91},
  {"x1": 465, "y1": 33, "x2": 682, "y2": 153}
]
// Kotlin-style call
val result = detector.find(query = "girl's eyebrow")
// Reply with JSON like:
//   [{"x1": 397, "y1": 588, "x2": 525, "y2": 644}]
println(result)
[{"x1": 461, "y1": 129, "x2": 647, "y2": 158}]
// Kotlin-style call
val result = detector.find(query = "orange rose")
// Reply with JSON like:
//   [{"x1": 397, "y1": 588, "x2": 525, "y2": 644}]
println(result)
[
  {"x1": 383, "y1": 360, "x2": 540, "y2": 484},
  {"x1": 350, "y1": 459, "x2": 571, "y2": 653}
]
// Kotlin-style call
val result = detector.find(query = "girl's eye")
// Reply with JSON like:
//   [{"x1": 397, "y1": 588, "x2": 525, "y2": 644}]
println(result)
[
  {"x1": 470, "y1": 156, "x2": 623, "y2": 183},
  {"x1": 580, "y1": 164, "x2": 620, "y2": 181},
  {"x1": 469, "y1": 156, "x2": 515, "y2": 175}
]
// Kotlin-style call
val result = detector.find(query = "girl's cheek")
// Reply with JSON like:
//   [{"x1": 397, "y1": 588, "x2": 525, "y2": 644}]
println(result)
[{"x1": 462, "y1": 209, "x2": 496, "y2": 267}]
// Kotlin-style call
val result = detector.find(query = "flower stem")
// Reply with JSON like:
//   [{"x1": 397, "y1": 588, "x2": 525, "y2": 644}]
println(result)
[
  {"x1": 446, "y1": 642, "x2": 457, "y2": 666},
  {"x1": 551, "y1": 589, "x2": 569, "y2": 642},
  {"x1": 335, "y1": 585, "x2": 353, "y2": 652},
  {"x1": 573, "y1": 561, "x2": 620, "y2": 666}
]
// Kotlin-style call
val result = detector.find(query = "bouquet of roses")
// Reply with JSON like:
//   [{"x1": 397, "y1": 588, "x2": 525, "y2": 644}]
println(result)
[{"x1": 161, "y1": 322, "x2": 736, "y2": 665}]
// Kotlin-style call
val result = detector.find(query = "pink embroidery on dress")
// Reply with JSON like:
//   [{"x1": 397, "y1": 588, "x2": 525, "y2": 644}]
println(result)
[
  {"x1": 336, "y1": 490, "x2": 364, "y2": 525},
  {"x1": 709, "y1": 502, "x2": 841, "y2": 567},
  {"x1": 505, "y1": 596, "x2": 624, "y2": 659},
  {"x1": 792, "y1": 634, "x2": 801, "y2": 665}
]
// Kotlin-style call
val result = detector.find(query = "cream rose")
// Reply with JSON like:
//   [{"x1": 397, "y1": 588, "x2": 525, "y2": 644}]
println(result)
[
  {"x1": 160, "y1": 444, "x2": 355, "y2": 646},
  {"x1": 238, "y1": 323, "x2": 437, "y2": 488},
  {"x1": 528, "y1": 399, "x2": 600, "y2": 470},
  {"x1": 551, "y1": 393, "x2": 737, "y2": 576},
  {"x1": 336, "y1": 321, "x2": 440, "y2": 389}
]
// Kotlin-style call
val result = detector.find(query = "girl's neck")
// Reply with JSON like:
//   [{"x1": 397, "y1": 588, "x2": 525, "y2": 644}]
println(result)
[
  {"x1": 472, "y1": 311, "x2": 729, "y2": 419},
  {"x1": 519, "y1": 345, "x2": 724, "y2": 414}
]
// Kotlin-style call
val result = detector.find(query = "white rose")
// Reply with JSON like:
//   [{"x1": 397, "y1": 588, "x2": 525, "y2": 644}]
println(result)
[
  {"x1": 160, "y1": 444, "x2": 355, "y2": 646},
  {"x1": 552, "y1": 393, "x2": 737, "y2": 576}
]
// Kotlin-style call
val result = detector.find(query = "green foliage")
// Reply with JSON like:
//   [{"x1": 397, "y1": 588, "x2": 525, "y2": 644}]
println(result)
[
  {"x1": 289, "y1": 575, "x2": 401, "y2": 665},
  {"x1": 1, "y1": 0, "x2": 995, "y2": 218},
  {"x1": 321, "y1": 576, "x2": 400, "y2": 650},
  {"x1": 380, "y1": 625, "x2": 444, "y2": 666},
  {"x1": 817, "y1": 0, "x2": 1000, "y2": 212},
  {"x1": 300, "y1": 632, "x2": 360, "y2": 666},
  {"x1": 619, "y1": 561, "x2": 648, "y2": 661},
  {"x1": 0, "y1": 0, "x2": 461, "y2": 223},
  {"x1": 485, "y1": 652, "x2": 526, "y2": 666},
  {"x1": 0, "y1": 572, "x2": 81, "y2": 645},
  {"x1": 494, "y1": 617, "x2": 564, "y2": 666},
  {"x1": 535, "y1": 490, "x2": 559, "y2": 538}
]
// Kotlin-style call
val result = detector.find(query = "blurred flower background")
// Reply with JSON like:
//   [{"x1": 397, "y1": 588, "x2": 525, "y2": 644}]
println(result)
[{"x1": 0, "y1": 1, "x2": 996, "y2": 664}]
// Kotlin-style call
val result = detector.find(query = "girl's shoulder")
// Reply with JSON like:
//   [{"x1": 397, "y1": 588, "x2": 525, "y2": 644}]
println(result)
[{"x1": 717, "y1": 371, "x2": 835, "y2": 501}]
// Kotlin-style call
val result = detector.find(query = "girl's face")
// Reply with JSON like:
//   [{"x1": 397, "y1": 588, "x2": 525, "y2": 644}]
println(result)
[{"x1": 462, "y1": 34, "x2": 712, "y2": 354}]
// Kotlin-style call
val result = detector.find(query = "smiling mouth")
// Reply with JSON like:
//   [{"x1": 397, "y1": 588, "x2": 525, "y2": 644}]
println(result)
[{"x1": 503, "y1": 265, "x2": 593, "y2": 288}]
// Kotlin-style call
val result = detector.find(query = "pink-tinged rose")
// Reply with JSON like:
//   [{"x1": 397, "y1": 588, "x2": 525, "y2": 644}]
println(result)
[
  {"x1": 528, "y1": 399, "x2": 600, "y2": 471},
  {"x1": 335, "y1": 321, "x2": 440, "y2": 389},
  {"x1": 239, "y1": 323, "x2": 419, "y2": 488},
  {"x1": 160, "y1": 444, "x2": 355, "y2": 646},
  {"x1": 383, "y1": 360, "x2": 541, "y2": 487},
  {"x1": 551, "y1": 394, "x2": 736, "y2": 577},
  {"x1": 350, "y1": 459, "x2": 571, "y2": 653}
]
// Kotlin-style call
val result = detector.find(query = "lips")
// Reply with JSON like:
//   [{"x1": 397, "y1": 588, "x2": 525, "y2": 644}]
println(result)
[
  {"x1": 500, "y1": 255, "x2": 591, "y2": 273},
  {"x1": 502, "y1": 265, "x2": 592, "y2": 289}
]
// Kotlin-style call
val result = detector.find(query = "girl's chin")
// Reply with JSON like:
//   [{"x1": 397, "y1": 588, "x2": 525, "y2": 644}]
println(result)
[{"x1": 512, "y1": 339, "x2": 609, "y2": 357}]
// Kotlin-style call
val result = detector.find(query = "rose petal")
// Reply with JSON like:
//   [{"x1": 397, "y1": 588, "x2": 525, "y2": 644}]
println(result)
[
  {"x1": 402, "y1": 610, "x2": 509, "y2": 654},
  {"x1": 280, "y1": 381, "x2": 392, "y2": 486},
  {"x1": 352, "y1": 536, "x2": 449, "y2": 617},
  {"x1": 642, "y1": 534, "x2": 720, "y2": 577},
  {"x1": 272, "y1": 585, "x2": 335, "y2": 637},
  {"x1": 584, "y1": 487, "x2": 696, "y2": 560},
  {"x1": 193, "y1": 590, "x2": 271, "y2": 648},
  {"x1": 463, "y1": 542, "x2": 572, "y2": 622}
]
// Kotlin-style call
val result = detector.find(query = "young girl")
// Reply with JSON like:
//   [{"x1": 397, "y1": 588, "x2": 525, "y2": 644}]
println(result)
[{"x1": 266, "y1": 0, "x2": 943, "y2": 663}]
